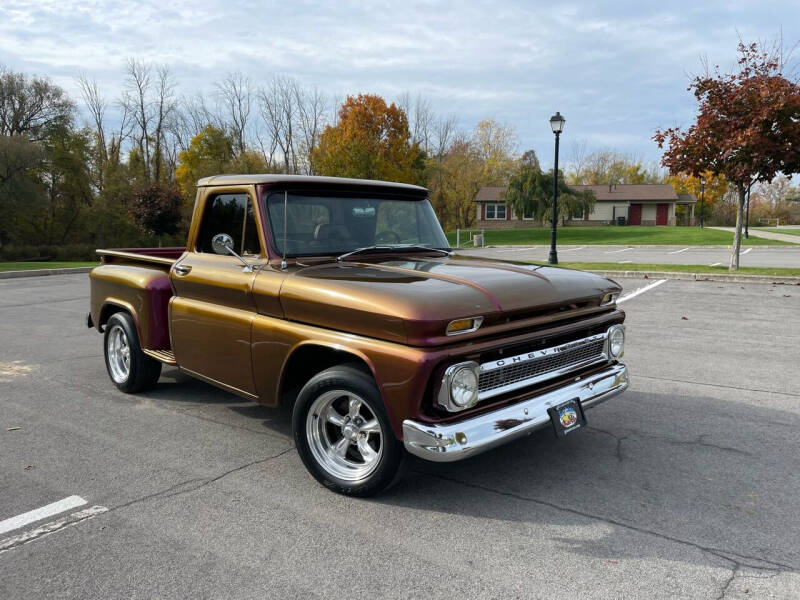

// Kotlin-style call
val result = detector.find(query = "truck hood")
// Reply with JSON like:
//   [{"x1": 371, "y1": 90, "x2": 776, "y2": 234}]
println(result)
[{"x1": 278, "y1": 255, "x2": 621, "y2": 346}]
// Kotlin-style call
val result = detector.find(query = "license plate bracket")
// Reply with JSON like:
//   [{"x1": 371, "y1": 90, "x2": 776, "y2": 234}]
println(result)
[{"x1": 548, "y1": 398, "x2": 586, "y2": 438}]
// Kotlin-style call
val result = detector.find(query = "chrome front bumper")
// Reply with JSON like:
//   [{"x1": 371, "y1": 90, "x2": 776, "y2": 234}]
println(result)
[{"x1": 402, "y1": 363, "x2": 628, "y2": 462}]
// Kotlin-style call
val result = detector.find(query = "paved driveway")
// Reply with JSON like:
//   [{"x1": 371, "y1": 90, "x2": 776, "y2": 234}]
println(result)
[
  {"x1": 459, "y1": 244, "x2": 800, "y2": 268},
  {"x1": 1, "y1": 274, "x2": 799, "y2": 599}
]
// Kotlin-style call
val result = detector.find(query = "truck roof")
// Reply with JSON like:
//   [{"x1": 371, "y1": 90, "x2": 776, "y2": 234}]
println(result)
[{"x1": 196, "y1": 174, "x2": 428, "y2": 193}]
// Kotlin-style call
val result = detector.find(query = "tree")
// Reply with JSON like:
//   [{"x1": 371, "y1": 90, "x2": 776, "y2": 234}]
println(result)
[
  {"x1": 666, "y1": 171, "x2": 728, "y2": 224},
  {"x1": 504, "y1": 150, "x2": 595, "y2": 225},
  {"x1": 567, "y1": 147, "x2": 662, "y2": 185},
  {"x1": 129, "y1": 183, "x2": 182, "y2": 240},
  {"x1": 0, "y1": 67, "x2": 74, "y2": 141},
  {"x1": 472, "y1": 119, "x2": 517, "y2": 185},
  {"x1": 313, "y1": 94, "x2": 424, "y2": 184},
  {"x1": 175, "y1": 125, "x2": 234, "y2": 200},
  {"x1": 655, "y1": 41, "x2": 800, "y2": 269}
]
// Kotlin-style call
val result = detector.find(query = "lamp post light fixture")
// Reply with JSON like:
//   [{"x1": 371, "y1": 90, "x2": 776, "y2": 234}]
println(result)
[
  {"x1": 699, "y1": 175, "x2": 706, "y2": 229},
  {"x1": 548, "y1": 111, "x2": 565, "y2": 265}
]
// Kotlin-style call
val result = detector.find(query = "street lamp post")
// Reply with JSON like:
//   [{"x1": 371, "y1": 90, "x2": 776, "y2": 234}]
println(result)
[
  {"x1": 548, "y1": 112, "x2": 565, "y2": 265},
  {"x1": 745, "y1": 183, "x2": 751, "y2": 239},
  {"x1": 699, "y1": 176, "x2": 706, "y2": 229}
]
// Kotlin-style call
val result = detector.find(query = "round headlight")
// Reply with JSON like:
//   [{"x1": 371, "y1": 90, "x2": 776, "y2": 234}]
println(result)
[
  {"x1": 608, "y1": 326, "x2": 625, "y2": 358},
  {"x1": 450, "y1": 366, "x2": 479, "y2": 408}
]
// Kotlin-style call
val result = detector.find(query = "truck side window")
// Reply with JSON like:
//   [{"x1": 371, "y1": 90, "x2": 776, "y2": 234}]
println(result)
[{"x1": 197, "y1": 194, "x2": 261, "y2": 256}]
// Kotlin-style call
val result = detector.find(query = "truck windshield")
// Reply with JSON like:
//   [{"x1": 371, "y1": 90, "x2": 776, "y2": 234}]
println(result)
[{"x1": 265, "y1": 193, "x2": 450, "y2": 257}]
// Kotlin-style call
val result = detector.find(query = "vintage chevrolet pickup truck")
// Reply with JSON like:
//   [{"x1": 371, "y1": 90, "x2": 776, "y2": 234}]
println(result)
[{"x1": 88, "y1": 175, "x2": 628, "y2": 495}]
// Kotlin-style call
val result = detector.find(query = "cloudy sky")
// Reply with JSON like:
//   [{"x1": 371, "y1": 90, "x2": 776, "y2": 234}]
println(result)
[{"x1": 2, "y1": 0, "x2": 798, "y2": 166}]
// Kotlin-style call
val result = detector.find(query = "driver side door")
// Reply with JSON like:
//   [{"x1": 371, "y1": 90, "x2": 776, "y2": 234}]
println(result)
[{"x1": 169, "y1": 188, "x2": 264, "y2": 398}]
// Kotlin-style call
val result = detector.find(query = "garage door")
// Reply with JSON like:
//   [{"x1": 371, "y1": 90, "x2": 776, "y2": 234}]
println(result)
[
  {"x1": 629, "y1": 204, "x2": 642, "y2": 225},
  {"x1": 656, "y1": 203, "x2": 668, "y2": 226}
]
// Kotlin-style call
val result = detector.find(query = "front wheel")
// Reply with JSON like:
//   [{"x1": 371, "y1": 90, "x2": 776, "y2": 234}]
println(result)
[
  {"x1": 103, "y1": 312, "x2": 162, "y2": 393},
  {"x1": 292, "y1": 366, "x2": 405, "y2": 496}
]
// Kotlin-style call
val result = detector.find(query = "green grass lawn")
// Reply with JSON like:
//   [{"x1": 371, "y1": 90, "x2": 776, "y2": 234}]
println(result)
[
  {"x1": 0, "y1": 261, "x2": 98, "y2": 272},
  {"x1": 755, "y1": 227, "x2": 800, "y2": 237},
  {"x1": 540, "y1": 261, "x2": 800, "y2": 277},
  {"x1": 447, "y1": 226, "x2": 796, "y2": 247}
]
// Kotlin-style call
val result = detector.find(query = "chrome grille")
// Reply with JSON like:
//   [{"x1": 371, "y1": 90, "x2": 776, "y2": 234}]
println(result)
[{"x1": 478, "y1": 335, "x2": 607, "y2": 399}]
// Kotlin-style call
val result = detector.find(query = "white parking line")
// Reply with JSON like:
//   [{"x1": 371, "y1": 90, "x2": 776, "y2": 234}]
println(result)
[
  {"x1": 742, "y1": 248, "x2": 753, "y2": 255},
  {"x1": 710, "y1": 262, "x2": 721, "y2": 267},
  {"x1": 560, "y1": 246, "x2": 586, "y2": 253},
  {"x1": 618, "y1": 260, "x2": 633, "y2": 264},
  {"x1": 0, "y1": 506, "x2": 108, "y2": 554},
  {"x1": 497, "y1": 247, "x2": 538, "y2": 253},
  {"x1": 0, "y1": 496, "x2": 87, "y2": 536},
  {"x1": 617, "y1": 279, "x2": 667, "y2": 304},
  {"x1": 668, "y1": 247, "x2": 690, "y2": 254},
  {"x1": 604, "y1": 247, "x2": 632, "y2": 254}
]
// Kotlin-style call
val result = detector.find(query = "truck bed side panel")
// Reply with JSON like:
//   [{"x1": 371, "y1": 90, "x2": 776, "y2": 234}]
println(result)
[{"x1": 90, "y1": 264, "x2": 173, "y2": 350}]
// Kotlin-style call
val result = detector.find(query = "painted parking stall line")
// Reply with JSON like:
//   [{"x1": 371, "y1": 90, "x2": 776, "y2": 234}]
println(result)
[
  {"x1": 604, "y1": 247, "x2": 632, "y2": 254},
  {"x1": 617, "y1": 279, "x2": 667, "y2": 304},
  {"x1": 559, "y1": 246, "x2": 586, "y2": 253},
  {"x1": 0, "y1": 495, "x2": 87, "y2": 536},
  {"x1": 668, "y1": 247, "x2": 690, "y2": 254},
  {"x1": 0, "y1": 506, "x2": 108, "y2": 554},
  {"x1": 742, "y1": 248, "x2": 753, "y2": 255}
]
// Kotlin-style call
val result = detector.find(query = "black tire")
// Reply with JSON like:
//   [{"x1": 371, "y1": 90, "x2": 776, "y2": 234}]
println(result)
[
  {"x1": 103, "y1": 312, "x2": 162, "y2": 393},
  {"x1": 292, "y1": 366, "x2": 405, "y2": 497}
]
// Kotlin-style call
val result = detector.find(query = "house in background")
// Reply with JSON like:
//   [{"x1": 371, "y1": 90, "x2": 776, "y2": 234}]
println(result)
[{"x1": 474, "y1": 184, "x2": 697, "y2": 229}]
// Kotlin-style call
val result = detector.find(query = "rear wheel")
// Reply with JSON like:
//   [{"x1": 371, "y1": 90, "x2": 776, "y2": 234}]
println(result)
[
  {"x1": 293, "y1": 366, "x2": 405, "y2": 496},
  {"x1": 103, "y1": 312, "x2": 161, "y2": 393}
]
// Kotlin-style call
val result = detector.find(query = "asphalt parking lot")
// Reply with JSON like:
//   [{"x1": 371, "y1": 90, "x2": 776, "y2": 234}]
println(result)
[
  {"x1": 1, "y1": 273, "x2": 799, "y2": 599},
  {"x1": 460, "y1": 245, "x2": 800, "y2": 268}
]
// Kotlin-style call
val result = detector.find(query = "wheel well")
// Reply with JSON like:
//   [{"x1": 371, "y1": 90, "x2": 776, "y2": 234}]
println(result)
[
  {"x1": 280, "y1": 345, "x2": 373, "y2": 407},
  {"x1": 99, "y1": 303, "x2": 126, "y2": 329}
]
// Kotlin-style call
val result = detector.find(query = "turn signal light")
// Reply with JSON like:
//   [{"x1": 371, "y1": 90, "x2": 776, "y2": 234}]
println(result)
[{"x1": 446, "y1": 317, "x2": 483, "y2": 336}]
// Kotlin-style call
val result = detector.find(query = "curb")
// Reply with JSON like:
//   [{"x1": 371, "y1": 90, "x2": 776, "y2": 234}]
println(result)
[
  {"x1": 0, "y1": 267, "x2": 94, "y2": 280},
  {"x1": 586, "y1": 270, "x2": 800, "y2": 285}
]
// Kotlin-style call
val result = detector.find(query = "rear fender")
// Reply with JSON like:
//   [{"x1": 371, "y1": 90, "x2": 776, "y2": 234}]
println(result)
[{"x1": 90, "y1": 264, "x2": 173, "y2": 350}]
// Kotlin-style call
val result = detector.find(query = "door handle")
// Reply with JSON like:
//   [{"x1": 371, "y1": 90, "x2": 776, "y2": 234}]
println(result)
[{"x1": 173, "y1": 264, "x2": 192, "y2": 276}]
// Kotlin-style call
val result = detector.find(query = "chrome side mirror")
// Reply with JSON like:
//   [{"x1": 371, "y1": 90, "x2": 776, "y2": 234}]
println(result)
[
  {"x1": 211, "y1": 233, "x2": 252, "y2": 272},
  {"x1": 211, "y1": 232, "x2": 234, "y2": 255}
]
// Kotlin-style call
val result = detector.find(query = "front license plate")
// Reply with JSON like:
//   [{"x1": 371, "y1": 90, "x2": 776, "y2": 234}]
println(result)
[{"x1": 547, "y1": 399, "x2": 586, "y2": 438}]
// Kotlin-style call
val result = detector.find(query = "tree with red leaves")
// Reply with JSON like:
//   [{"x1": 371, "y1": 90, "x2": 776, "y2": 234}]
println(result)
[
  {"x1": 655, "y1": 42, "x2": 800, "y2": 269},
  {"x1": 129, "y1": 183, "x2": 182, "y2": 242}
]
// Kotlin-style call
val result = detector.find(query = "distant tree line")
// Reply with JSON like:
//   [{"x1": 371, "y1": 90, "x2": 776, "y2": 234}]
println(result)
[{"x1": 2, "y1": 53, "x2": 799, "y2": 261}]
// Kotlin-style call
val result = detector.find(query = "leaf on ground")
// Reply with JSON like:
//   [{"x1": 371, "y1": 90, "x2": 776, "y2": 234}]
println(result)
[
  {"x1": 681, "y1": 316, "x2": 689, "y2": 320},
  {"x1": 7, "y1": 426, "x2": 21, "y2": 431}
]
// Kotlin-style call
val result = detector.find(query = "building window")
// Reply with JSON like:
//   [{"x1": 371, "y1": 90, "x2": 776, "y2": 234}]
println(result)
[
  {"x1": 485, "y1": 203, "x2": 507, "y2": 220},
  {"x1": 522, "y1": 208, "x2": 534, "y2": 220}
]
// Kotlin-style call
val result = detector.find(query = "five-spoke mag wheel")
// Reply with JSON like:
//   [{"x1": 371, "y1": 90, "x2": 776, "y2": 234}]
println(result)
[
  {"x1": 293, "y1": 366, "x2": 405, "y2": 496},
  {"x1": 306, "y1": 390, "x2": 384, "y2": 482}
]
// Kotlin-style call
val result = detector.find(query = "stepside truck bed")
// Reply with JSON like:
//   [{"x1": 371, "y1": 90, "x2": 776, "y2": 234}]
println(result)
[{"x1": 89, "y1": 247, "x2": 185, "y2": 352}]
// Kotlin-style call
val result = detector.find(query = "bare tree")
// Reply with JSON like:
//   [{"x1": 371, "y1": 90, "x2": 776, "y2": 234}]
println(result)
[
  {"x1": 258, "y1": 76, "x2": 300, "y2": 173},
  {"x1": 121, "y1": 58, "x2": 153, "y2": 181},
  {"x1": 152, "y1": 66, "x2": 177, "y2": 182},
  {"x1": 295, "y1": 84, "x2": 327, "y2": 174},
  {"x1": 217, "y1": 72, "x2": 252, "y2": 155}
]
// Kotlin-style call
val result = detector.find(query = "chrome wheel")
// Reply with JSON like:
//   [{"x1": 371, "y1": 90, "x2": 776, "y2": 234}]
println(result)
[
  {"x1": 306, "y1": 389, "x2": 384, "y2": 482},
  {"x1": 106, "y1": 324, "x2": 131, "y2": 384}
]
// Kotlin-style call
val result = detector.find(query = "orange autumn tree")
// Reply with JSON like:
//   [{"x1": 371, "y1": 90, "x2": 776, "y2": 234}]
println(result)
[
  {"x1": 655, "y1": 42, "x2": 800, "y2": 270},
  {"x1": 667, "y1": 171, "x2": 728, "y2": 224},
  {"x1": 313, "y1": 94, "x2": 424, "y2": 184}
]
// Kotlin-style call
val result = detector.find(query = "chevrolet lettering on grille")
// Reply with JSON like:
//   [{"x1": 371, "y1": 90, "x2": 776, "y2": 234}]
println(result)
[{"x1": 477, "y1": 333, "x2": 609, "y2": 400}]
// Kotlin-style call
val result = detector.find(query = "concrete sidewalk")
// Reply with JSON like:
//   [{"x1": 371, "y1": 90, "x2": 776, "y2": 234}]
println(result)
[{"x1": 710, "y1": 226, "x2": 800, "y2": 244}]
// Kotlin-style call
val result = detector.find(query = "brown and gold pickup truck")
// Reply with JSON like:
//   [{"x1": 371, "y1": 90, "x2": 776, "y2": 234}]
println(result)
[{"x1": 88, "y1": 175, "x2": 628, "y2": 496}]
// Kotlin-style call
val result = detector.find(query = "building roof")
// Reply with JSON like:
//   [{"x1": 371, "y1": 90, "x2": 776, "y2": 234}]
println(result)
[
  {"x1": 475, "y1": 183, "x2": 690, "y2": 203},
  {"x1": 569, "y1": 184, "x2": 678, "y2": 202},
  {"x1": 196, "y1": 174, "x2": 428, "y2": 193},
  {"x1": 474, "y1": 186, "x2": 506, "y2": 202}
]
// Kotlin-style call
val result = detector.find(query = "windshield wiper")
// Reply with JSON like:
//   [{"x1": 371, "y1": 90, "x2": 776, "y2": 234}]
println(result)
[{"x1": 337, "y1": 245, "x2": 452, "y2": 262}]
